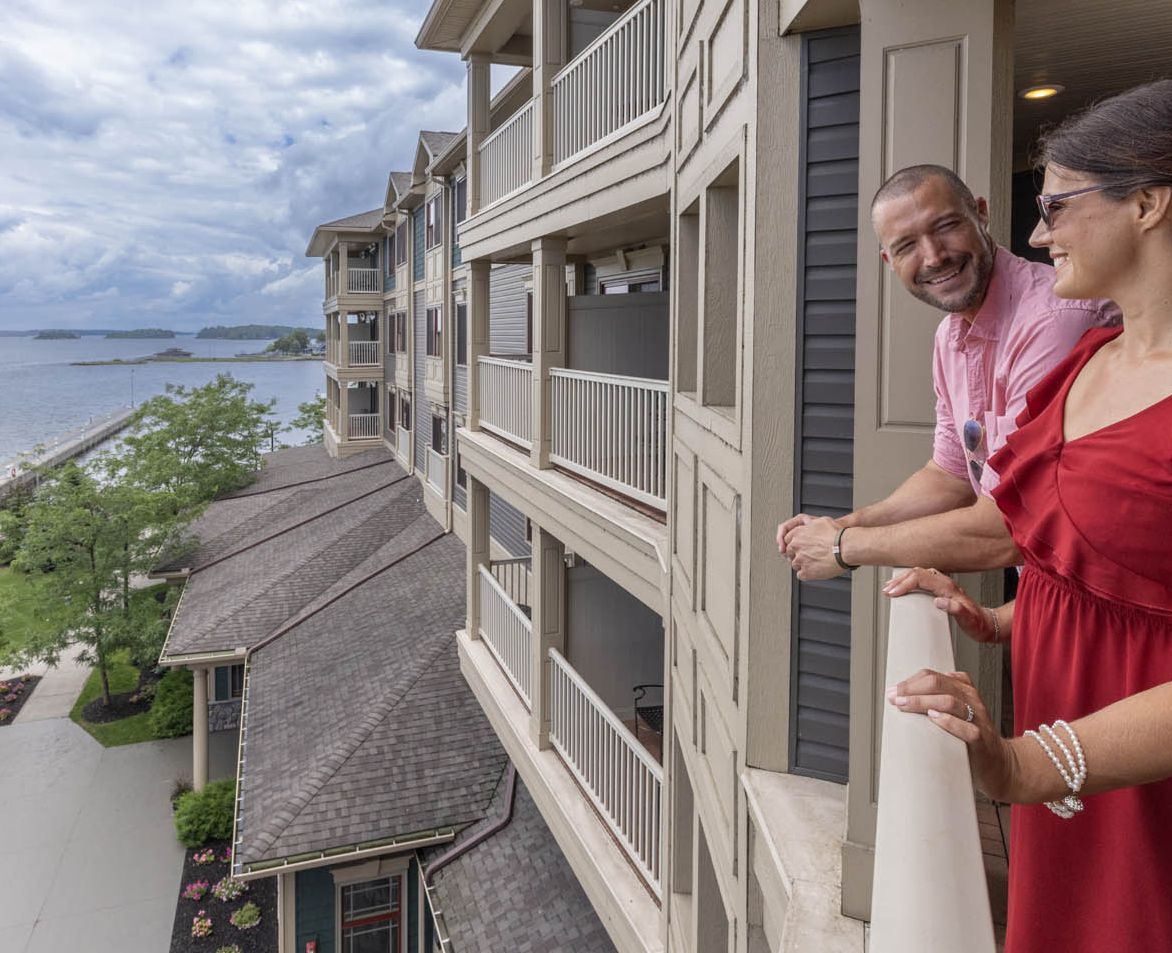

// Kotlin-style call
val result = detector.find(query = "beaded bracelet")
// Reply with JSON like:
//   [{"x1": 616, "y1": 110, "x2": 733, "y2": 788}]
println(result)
[{"x1": 1024, "y1": 719, "x2": 1086, "y2": 819}]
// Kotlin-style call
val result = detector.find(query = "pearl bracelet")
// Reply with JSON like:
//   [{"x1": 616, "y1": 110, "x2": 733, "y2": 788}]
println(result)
[{"x1": 1024, "y1": 719, "x2": 1087, "y2": 819}]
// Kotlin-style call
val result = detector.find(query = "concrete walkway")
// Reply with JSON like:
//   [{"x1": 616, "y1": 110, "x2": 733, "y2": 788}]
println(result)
[
  {"x1": 0, "y1": 644, "x2": 92, "y2": 723},
  {"x1": 0, "y1": 714, "x2": 237, "y2": 952}
]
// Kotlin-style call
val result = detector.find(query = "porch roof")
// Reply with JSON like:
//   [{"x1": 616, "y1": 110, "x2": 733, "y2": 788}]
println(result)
[
  {"x1": 305, "y1": 207, "x2": 384, "y2": 256},
  {"x1": 157, "y1": 446, "x2": 410, "y2": 661},
  {"x1": 234, "y1": 527, "x2": 511, "y2": 866}
]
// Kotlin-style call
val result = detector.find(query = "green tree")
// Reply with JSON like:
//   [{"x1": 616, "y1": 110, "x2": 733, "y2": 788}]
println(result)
[
  {"x1": 265, "y1": 329, "x2": 310, "y2": 355},
  {"x1": 288, "y1": 394, "x2": 326, "y2": 445},
  {"x1": 13, "y1": 464, "x2": 177, "y2": 705},
  {"x1": 117, "y1": 375, "x2": 275, "y2": 506}
]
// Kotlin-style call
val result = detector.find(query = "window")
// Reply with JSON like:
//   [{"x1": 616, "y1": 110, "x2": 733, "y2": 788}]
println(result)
[
  {"x1": 431, "y1": 415, "x2": 447, "y2": 454},
  {"x1": 400, "y1": 395, "x2": 412, "y2": 429},
  {"x1": 426, "y1": 307, "x2": 442, "y2": 357},
  {"x1": 340, "y1": 876, "x2": 402, "y2": 953},
  {"x1": 385, "y1": 233, "x2": 395, "y2": 275},
  {"x1": 425, "y1": 195, "x2": 443, "y2": 249},
  {"x1": 456, "y1": 453, "x2": 467, "y2": 490},
  {"x1": 230, "y1": 664, "x2": 244, "y2": 699},
  {"x1": 455, "y1": 302, "x2": 467, "y2": 366},
  {"x1": 394, "y1": 312, "x2": 407, "y2": 353},
  {"x1": 387, "y1": 392, "x2": 396, "y2": 433},
  {"x1": 600, "y1": 272, "x2": 663, "y2": 294},
  {"x1": 394, "y1": 222, "x2": 407, "y2": 267}
]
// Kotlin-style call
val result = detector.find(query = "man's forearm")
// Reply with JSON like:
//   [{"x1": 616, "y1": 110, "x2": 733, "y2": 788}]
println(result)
[
  {"x1": 841, "y1": 495, "x2": 1018, "y2": 572},
  {"x1": 845, "y1": 462, "x2": 976, "y2": 528}
]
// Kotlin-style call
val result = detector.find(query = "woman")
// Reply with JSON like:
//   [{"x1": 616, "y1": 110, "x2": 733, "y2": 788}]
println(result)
[{"x1": 885, "y1": 80, "x2": 1172, "y2": 953}]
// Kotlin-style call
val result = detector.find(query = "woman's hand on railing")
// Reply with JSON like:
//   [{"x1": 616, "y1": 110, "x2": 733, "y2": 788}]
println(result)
[
  {"x1": 884, "y1": 567, "x2": 1011, "y2": 643},
  {"x1": 888, "y1": 668, "x2": 1019, "y2": 802}
]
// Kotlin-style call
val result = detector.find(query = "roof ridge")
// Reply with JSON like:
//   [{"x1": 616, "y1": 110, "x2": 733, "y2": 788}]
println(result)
[
  {"x1": 242, "y1": 567, "x2": 452, "y2": 857},
  {"x1": 192, "y1": 473, "x2": 409, "y2": 575},
  {"x1": 226, "y1": 456, "x2": 394, "y2": 498}
]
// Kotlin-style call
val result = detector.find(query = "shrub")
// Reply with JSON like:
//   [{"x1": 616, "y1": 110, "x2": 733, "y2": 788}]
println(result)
[
  {"x1": 215, "y1": 945, "x2": 242, "y2": 953},
  {"x1": 229, "y1": 901, "x2": 261, "y2": 930},
  {"x1": 149, "y1": 668, "x2": 193, "y2": 739},
  {"x1": 212, "y1": 876, "x2": 248, "y2": 902},
  {"x1": 174, "y1": 779, "x2": 235, "y2": 848},
  {"x1": 191, "y1": 910, "x2": 213, "y2": 938}
]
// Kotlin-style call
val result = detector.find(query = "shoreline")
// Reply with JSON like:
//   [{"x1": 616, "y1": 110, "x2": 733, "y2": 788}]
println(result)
[{"x1": 71, "y1": 355, "x2": 323, "y2": 367}]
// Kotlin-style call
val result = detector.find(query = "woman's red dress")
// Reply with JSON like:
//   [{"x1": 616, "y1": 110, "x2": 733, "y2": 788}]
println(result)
[{"x1": 989, "y1": 326, "x2": 1172, "y2": 953}]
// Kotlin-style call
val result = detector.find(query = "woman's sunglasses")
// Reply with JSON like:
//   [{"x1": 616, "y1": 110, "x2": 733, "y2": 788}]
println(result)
[{"x1": 963, "y1": 417, "x2": 986, "y2": 483}]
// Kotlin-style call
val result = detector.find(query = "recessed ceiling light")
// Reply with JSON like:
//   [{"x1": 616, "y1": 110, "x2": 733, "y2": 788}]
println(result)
[{"x1": 1019, "y1": 84, "x2": 1065, "y2": 101}]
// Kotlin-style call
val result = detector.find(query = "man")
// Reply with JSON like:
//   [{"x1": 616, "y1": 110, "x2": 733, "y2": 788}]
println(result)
[{"x1": 780, "y1": 164, "x2": 1117, "y2": 580}]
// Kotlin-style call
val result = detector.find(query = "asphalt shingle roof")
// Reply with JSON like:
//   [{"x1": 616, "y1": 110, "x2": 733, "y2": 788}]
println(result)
[
  {"x1": 426, "y1": 780, "x2": 619, "y2": 953},
  {"x1": 320, "y1": 208, "x2": 384, "y2": 230},
  {"x1": 420, "y1": 130, "x2": 459, "y2": 158},
  {"x1": 237, "y1": 531, "x2": 509, "y2": 864}
]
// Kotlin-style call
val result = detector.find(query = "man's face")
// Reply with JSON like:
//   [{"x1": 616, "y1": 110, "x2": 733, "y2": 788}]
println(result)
[{"x1": 873, "y1": 177, "x2": 995, "y2": 316}]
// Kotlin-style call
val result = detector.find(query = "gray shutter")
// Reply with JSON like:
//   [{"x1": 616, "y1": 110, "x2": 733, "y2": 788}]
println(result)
[
  {"x1": 413, "y1": 289, "x2": 427, "y2": 473},
  {"x1": 489, "y1": 264, "x2": 533, "y2": 355},
  {"x1": 789, "y1": 26, "x2": 860, "y2": 783}
]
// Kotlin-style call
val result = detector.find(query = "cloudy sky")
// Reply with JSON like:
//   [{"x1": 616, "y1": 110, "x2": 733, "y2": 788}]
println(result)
[{"x1": 0, "y1": 0, "x2": 484, "y2": 332}]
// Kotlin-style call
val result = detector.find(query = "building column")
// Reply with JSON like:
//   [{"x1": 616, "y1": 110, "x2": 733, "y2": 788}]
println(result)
[
  {"x1": 467, "y1": 259, "x2": 491, "y2": 430},
  {"x1": 339, "y1": 382, "x2": 350, "y2": 441},
  {"x1": 530, "y1": 237, "x2": 566, "y2": 468},
  {"x1": 466, "y1": 54, "x2": 491, "y2": 217},
  {"x1": 532, "y1": 0, "x2": 566, "y2": 180},
  {"x1": 466, "y1": 475, "x2": 490, "y2": 639},
  {"x1": 338, "y1": 310, "x2": 350, "y2": 369},
  {"x1": 529, "y1": 524, "x2": 565, "y2": 749},
  {"x1": 192, "y1": 666, "x2": 209, "y2": 791},
  {"x1": 338, "y1": 241, "x2": 349, "y2": 295}
]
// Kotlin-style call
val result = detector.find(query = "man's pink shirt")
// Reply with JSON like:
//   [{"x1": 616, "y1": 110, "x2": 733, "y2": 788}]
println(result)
[{"x1": 931, "y1": 247, "x2": 1119, "y2": 497}]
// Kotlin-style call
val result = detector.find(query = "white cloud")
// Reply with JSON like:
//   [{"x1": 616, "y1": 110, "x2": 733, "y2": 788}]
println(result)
[{"x1": 0, "y1": 0, "x2": 467, "y2": 331}]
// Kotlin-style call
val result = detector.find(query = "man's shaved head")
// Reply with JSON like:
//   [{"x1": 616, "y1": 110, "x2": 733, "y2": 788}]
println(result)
[{"x1": 871, "y1": 164, "x2": 978, "y2": 220}]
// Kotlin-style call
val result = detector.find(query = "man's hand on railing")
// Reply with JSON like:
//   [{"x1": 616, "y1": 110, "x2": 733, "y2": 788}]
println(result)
[
  {"x1": 884, "y1": 566, "x2": 1012, "y2": 643},
  {"x1": 777, "y1": 514, "x2": 846, "y2": 580},
  {"x1": 887, "y1": 667, "x2": 1019, "y2": 802}
]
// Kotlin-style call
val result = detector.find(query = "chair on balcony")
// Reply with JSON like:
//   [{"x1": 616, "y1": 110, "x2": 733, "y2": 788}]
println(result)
[{"x1": 632, "y1": 684, "x2": 664, "y2": 741}]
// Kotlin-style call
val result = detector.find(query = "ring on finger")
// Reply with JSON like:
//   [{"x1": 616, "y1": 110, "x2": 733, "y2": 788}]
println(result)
[{"x1": 964, "y1": 703, "x2": 975, "y2": 723}]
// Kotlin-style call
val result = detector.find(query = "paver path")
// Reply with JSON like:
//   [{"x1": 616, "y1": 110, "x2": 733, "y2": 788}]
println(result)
[{"x1": 0, "y1": 718, "x2": 237, "y2": 952}]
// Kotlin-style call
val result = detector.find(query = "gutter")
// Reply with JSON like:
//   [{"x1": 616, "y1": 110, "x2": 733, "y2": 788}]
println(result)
[
  {"x1": 234, "y1": 829, "x2": 457, "y2": 881},
  {"x1": 422, "y1": 763, "x2": 518, "y2": 950}
]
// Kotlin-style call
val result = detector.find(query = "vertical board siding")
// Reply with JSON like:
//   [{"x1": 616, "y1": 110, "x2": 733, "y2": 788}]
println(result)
[
  {"x1": 414, "y1": 288, "x2": 427, "y2": 474},
  {"x1": 454, "y1": 365, "x2": 469, "y2": 414},
  {"x1": 789, "y1": 26, "x2": 860, "y2": 783},
  {"x1": 566, "y1": 292, "x2": 669, "y2": 379},
  {"x1": 489, "y1": 264, "x2": 533, "y2": 354}
]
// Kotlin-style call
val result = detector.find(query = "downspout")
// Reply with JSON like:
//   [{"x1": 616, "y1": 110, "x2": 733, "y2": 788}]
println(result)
[{"x1": 421, "y1": 763, "x2": 518, "y2": 949}]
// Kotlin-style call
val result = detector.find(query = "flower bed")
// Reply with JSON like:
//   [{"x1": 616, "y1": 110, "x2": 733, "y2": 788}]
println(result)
[
  {"x1": 169, "y1": 840, "x2": 276, "y2": 953},
  {"x1": 0, "y1": 674, "x2": 41, "y2": 725}
]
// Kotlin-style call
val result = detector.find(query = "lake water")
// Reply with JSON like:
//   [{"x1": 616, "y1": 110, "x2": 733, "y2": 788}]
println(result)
[{"x1": 0, "y1": 335, "x2": 324, "y2": 467}]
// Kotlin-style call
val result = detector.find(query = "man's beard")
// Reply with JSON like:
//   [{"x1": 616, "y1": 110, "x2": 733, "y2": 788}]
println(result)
[{"x1": 909, "y1": 241, "x2": 995, "y2": 315}]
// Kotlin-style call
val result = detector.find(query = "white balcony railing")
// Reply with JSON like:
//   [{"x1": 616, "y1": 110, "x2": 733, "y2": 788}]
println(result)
[
  {"x1": 427, "y1": 447, "x2": 447, "y2": 493},
  {"x1": 348, "y1": 413, "x2": 380, "y2": 440},
  {"x1": 870, "y1": 585, "x2": 995, "y2": 953},
  {"x1": 491, "y1": 556, "x2": 530, "y2": 610},
  {"x1": 479, "y1": 98, "x2": 535, "y2": 208},
  {"x1": 347, "y1": 267, "x2": 379, "y2": 293},
  {"x1": 549, "y1": 647, "x2": 662, "y2": 895},
  {"x1": 479, "y1": 356, "x2": 532, "y2": 449},
  {"x1": 551, "y1": 368, "x2": 668, "y2": 509},
  {"x1": 552, "y1": 0, "x2": 666, "y2": 166},
  {"x1": 478, "y1": 565, "x2": 533, "y2": 707},
  {"x1": 348, "y1": 340, "x2": 379, "y2": 366},
  {"x1": 396, "y1": 425, "x2": 410, "y2": 465}
]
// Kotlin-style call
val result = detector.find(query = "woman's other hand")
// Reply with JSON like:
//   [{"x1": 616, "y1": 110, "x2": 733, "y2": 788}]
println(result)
[
  {"x1": 883, "y1": 567, "x2": 1008, "y2": 643},
  {"x1": 887, "y1": 667, "x2": 1019, "y2": 801}
]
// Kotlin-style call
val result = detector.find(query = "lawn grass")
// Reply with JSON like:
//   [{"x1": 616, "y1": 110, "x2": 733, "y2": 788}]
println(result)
[
  {"x1": 0, "y1": 566, "x2": 68, "y2": 664},
  {"x1": 69, "y1": 648, "x2": 156, "y2": 746}
]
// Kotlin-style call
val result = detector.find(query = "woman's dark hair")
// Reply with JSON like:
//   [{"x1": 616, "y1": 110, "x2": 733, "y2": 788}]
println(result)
[{"x1": 1037, "y1": 79, "x2": 1172, "y2": 198}]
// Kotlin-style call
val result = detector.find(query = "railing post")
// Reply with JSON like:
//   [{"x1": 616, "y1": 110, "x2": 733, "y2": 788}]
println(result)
[
  {"x1": 466, "y1": 475, "x2": 490, "y2": 641},
  {"x1": 467, "y1": 260, "x2": 490, "y2": 431},
  {"x1": 529, "y1": 523, "x2": 565, "y2": 749},
  {"x1": 467, "y1": 54, "x2": 491, "y2": 216},
  {"x1": 532, "y1": 0, "x2": 565, "y2": 180},
  {"x1": 530, "y1": 237, "x2": 566, "y2": 468}
]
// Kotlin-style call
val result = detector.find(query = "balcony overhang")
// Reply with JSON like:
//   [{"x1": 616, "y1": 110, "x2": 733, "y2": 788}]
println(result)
[
  {"x1": 458, "y1": 103, "x2": 671, "y2": 262},
  {"x1": 417, "y1": 0, "x2": 531, "y2": 63},
  {"x1": 458, "y1": 427, "x2": 668, "y2": 614}
]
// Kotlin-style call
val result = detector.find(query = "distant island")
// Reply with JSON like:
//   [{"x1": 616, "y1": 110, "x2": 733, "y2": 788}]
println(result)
[
  {"x1": 106, "y1": 328, "x2": 176, "y2": 339},
  {"x1": 196, "y1": 324, "x2": 318, "y2": 340},
  {"x1": 34, "y1": 329, "x2": 80, "y2": 340}
]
